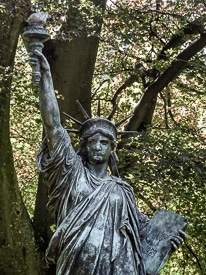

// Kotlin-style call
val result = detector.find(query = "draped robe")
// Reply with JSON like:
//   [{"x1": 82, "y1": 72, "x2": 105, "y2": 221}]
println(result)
[{"x1": 37, "y1": 130, "x2": 149, "y2": 275}]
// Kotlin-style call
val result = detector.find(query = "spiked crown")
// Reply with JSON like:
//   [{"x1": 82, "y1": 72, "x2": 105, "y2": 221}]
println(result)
[
  {"x1": 63, "y1": 101, "x2": 136, "y2": 177},
  {"x1": 64, "y1": 100, "x2": 134, "y2": 137},
  {"x1": 79, "y1": 117, "x2": 117, "y2": 141}
]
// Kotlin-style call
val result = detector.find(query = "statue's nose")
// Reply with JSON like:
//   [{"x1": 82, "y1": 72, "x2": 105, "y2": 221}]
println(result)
[{"x1": 95, "y1": 141, "x2": 101, "y2": 150}]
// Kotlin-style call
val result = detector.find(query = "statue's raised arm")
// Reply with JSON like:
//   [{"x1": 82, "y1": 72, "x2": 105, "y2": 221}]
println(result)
[{"x1": 29, "y1": 50, "x2": 64, "y2": 154}]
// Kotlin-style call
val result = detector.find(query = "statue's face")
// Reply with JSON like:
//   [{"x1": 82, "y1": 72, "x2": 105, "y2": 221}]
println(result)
[{"x1": 85, "y1": 133, "x2": 112, "y2": 164}]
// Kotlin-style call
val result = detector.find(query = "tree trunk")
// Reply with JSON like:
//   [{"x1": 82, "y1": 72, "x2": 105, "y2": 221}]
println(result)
[
  {"x1": 0, "y1": 3, "x2": 41, "y2": 274},
  {"x1": 44, "y1": 35, "x2": 99, "y2": 121}
]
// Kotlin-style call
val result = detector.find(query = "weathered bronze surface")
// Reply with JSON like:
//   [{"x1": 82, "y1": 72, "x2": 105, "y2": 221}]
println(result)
[
  {"x1": 142, "y1": 209, "x2": 187, "y2": 275},
  {"x1": 22, "y1": 12, "x2": 50, "y2": 84},
  {"x1": 26, "y1": 13, "x2": 187, "y2": 275}
]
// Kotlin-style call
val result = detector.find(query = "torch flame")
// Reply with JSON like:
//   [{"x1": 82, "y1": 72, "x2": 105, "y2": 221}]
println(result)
[{"x1": 27, "y1": 12, "x2": 49, "y2": 26}]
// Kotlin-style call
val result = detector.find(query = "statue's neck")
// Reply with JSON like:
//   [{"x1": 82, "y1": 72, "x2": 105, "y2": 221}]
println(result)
[{"x1": 86, "y1": 161, "x2": 109, "y2": 179}]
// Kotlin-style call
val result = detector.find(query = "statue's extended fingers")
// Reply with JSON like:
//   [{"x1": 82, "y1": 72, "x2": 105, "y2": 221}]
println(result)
[
  {"x1": 179, "y1": 237, "x2": 184, "y2": 242},
  {"x1": 28, "y1": 59, "x2": 38, "y2": 67},
  {"x1": 175, "y1": 236, "x2": 184, "y2": 243},
  {"x1": 33, "y1": 49, "x2": 50, "y2": 70},
  {"x1": 179, "y1": 230, "x2": 189, "y2": 239},
  {"x1": 34, "y1": 50, "x2": 47, "y2": 62},
  {"x1": 29, "y1": 57, "x2": 38, "y2": 62},
  {"x1": 34, "y1": 49, "x2": 42, "y2": 56},
  {"x1": 171, "y1": 236, "x2": 181, "y2": 245},
  {"x1": 171, "y1": 241, "x2": 178, "y2": 250}
]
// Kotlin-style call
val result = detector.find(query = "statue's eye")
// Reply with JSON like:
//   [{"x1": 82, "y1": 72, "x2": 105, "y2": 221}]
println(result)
[
  {"x1": 88, "y1": 140, "x2": 96, "y2": 145},
  {"x1": 101, "y1": 140, "x2": 108, "y2": 145}
]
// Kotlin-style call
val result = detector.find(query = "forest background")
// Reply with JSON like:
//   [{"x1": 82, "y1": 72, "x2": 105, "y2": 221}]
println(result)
[{"x1": 0, "y1": 0, "x2": 206, "y2": 274}]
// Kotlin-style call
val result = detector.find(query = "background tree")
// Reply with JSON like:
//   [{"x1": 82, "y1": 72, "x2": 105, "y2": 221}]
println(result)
[
  {"x1": 1, "y1": 0, "x2": 206, "y2": 274},
  {"x1": 0, "y1": 1, "x2": 40, "y2": 274}
]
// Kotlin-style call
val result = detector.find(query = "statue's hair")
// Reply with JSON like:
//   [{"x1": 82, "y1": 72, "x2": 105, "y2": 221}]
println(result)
[
  {"x1": 79, "y1": 128, "x2": 116, "y2": 148},
  {"x1": 79, "y1": 117, "x2": 117, "y2": 142}
]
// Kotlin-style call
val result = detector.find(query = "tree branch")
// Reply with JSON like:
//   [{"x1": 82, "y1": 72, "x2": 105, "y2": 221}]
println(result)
[
  {"x1": 125, "y1": 33, "x2": 206, "y2": 131},
  {"x1": 157, "y1": 17, "x2": 206, "y2": 60},
  {"x1": 111, "y1": 74, "x2": 139, "y2": 107}
]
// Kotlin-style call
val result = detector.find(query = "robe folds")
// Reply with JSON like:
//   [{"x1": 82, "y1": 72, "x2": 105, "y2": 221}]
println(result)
[{"x1": 37, "y1": 129, "x2": 149, "y2": 275}]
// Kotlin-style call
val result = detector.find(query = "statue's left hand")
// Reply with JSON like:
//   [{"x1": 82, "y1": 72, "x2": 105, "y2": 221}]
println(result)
[{"x1": 170, "y1": 229, "x2": 188, "y2": 251}]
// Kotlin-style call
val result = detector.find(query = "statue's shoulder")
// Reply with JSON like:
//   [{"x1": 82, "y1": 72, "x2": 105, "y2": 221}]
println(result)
[{"x1": 111, "y1": 175, "x2": 132, "y2": 189}]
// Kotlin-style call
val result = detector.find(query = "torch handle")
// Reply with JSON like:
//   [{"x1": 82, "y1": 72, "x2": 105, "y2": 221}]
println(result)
[{"x1": 29, "y1": 41, "x2": 44, "y2": 85}]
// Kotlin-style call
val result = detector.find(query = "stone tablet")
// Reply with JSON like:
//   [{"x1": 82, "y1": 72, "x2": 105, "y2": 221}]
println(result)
[{"x1": 141, "y1": 208, "x2": 187, "y2": 275}]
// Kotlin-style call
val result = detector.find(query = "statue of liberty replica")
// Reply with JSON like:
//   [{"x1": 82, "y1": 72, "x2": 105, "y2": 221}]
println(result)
[{"x1": 25, "y1": 12, "x2": 187, "y2": 275}]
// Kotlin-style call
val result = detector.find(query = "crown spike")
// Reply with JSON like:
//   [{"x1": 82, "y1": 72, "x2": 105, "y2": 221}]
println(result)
[
  {"x1": 76, "y1": 100, "x2": 91, "y2": 120},
  {"x1": 63, "y1": 112, "x2": 83, "y2": 125},
  {"x1": 115, "y1": 114, "x2": 133, "y2": 128},
  {"x1": 65, "y1": 129, "x2": 79, "y2": 133},
  {"x1": 107, "y1": 103, "x2": 118, "y2": 120}
]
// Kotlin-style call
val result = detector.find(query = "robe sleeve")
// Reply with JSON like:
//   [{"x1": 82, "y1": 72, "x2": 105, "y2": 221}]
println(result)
[
  {"x1": 36, "y1": 129, "x2": 83, "y2": 223},
  {"x1": 37, "y1": 129, "x2": 76, "y2": 175}
]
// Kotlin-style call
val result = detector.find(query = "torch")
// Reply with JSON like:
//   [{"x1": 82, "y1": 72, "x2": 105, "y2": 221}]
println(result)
[{"x1": 22, "y1": 12, "x2": 50, "y2": 85}]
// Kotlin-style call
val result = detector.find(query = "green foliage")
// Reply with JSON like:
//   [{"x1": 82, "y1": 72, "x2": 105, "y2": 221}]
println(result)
[
  {"x1": 30, "y1": 0, "x2": 104, "y2": 40},
  {"x1": 10, "y1": 38, "x2": 42, "y2": 218},
  {"x1": 94, "y1": 0, "x2": 206, "y2": 111},
  {"x1": 118, "y1": 127, "x2": 206, "y2": 274}
]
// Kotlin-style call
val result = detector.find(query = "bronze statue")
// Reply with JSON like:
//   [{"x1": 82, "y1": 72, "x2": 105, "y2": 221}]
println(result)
[
  {"x1": 28, "y1": 49, "x2": 187, "y2": 275},
  {"x1": 26, "y1": 13, "x2": 187, "y2": 274}
]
